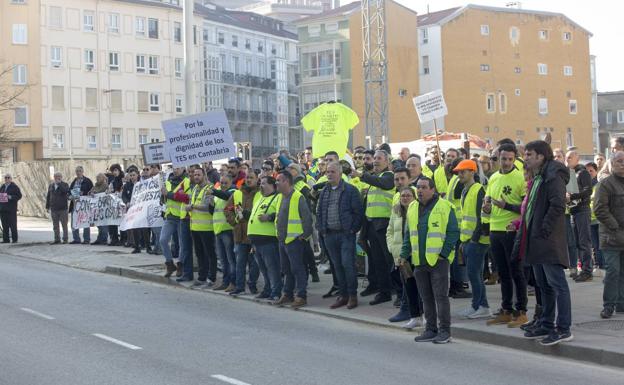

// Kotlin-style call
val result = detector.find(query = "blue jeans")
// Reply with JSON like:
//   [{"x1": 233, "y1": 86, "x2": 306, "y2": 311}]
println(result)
[
  {"x1": 323, "y1": 231, "x2": 358, "y2": 296},
  {"x1": 253, "y1": 241, "x2": 283, "y2": 297},
  {"x1": 603, "y1": 250, "x2": 624, "y2": 308},
  {"x1": 590, "y1": 223, "x2": 604, "y2": 268},
  {"x1": 95, "y1": 225, "x2": 108, "y2": 243},
  {"x1": 159, "y1": 217, "x2": 180, "y2": 263},
  {"x1": 464, "y1": 241, "x2": 489, "y2": 310},
  {"x1": 178, "y1": 219, "x2": 193, "y2": 279},
  {"x1": 565, "y1": 215, "x2": 578, "y2": 269},
  {"x1": 151, "y1": 226, "x2": 162, "y2": 253},
  {"x1": 235, "y1": 243, "x2": 259, "y2": 291},
  {"x1": 533, "y1": 263, "x2": 572, "y2": 333},
  {"x1": 279, "y1": 239, "x2": 308, "y2": 299},
  {"x1": 71, "y1": 212, "x2": 90, "y2": 242},
  {"x1": 216, "y1": 231, "x2": 235, "y2": 285}
]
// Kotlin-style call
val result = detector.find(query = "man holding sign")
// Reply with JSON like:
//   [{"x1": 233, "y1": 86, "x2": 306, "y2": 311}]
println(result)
[{"x1": 0, "y1": 174, "x2": 22, "y2": 243}]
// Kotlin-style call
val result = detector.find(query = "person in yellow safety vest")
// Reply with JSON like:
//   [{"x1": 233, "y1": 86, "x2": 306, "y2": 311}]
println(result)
[
  {"x1": 453, "y1": 160, "x2": 493, "y2": 320},
  {"x1": 435, "y1": 148, "x2": 460, "y2": 198},
  {"x1": 351, "y1": 149, "x2": 396, "y2": 306},
  {"x1": 400, "y1": 176, "x2": 460, "y2": 344},
  {"x1": 273, "y1": 170, "x2": 314, "y2": 309},
  {"x1": 225, "y1": 170, "x2": 261, "y2": 296},
  {"x1": 184, "y1": 167, "x2": 217, "y2": 288},
  {"x1": 210, "y1": 174, "x2": 237, "y2": 292},
  {"x1": 422, "y1": 146, "x2": 442, "y2": 179},
  {"x1": 160, "y1": 167, "x2": 190, "y2": 278},
  {"x1": 406, "y1": 155, "x2": 427, "y2": 188},
  {"x1": 247, "y1": 175, "x2": 283, "y2": 300}
]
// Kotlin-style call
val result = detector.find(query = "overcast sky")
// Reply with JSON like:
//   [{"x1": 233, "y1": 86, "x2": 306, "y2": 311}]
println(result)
[{"x1": 344, "y1": 0, "x2": 623, "y2": 92}]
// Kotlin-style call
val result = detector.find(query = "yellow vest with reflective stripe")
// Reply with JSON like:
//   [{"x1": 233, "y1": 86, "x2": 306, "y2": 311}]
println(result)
[
  {"x1": 164, "y1": 177, "x2": 190, "y2": 218},
  {"x1": 407, "y1": 198, "x2": 455, "y2": 266},
  {"x1": 275, "y1": 190, "x2": 304, "y2": 244},
  {"x1": 213, "y1": 189, "x2": 234, "y2": 235},
  {"x1": 190, "y1": 184, "x2": 213, "y2": 232},
  {"x1": 294, "y1": 179, "x2": 308, "y2": 194},
  {"x1": 446, "y1": 174, "x2": 463, "y2": 225},
  {"x1": 365, "y1": 171, "x2": 395, "y2": 218},
  {"x1": 460, "y1": 183, "x2": 489, "y2": 244},
  {"x1": 422, "y1": 163, "x2": 433, "y2": 178},
  {"x1": 247, "y1": 193, "x2": 279, "y2": 237},
  {"x1": 433, "y1": 167, "x2": 448, "y2": 197}
]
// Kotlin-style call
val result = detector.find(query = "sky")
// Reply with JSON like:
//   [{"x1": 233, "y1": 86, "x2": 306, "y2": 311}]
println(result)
[{"x1": 343, "y1": 0, "x2": 624, "y2": 92}]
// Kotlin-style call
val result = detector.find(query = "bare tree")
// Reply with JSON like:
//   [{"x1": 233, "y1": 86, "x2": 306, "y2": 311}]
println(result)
[{"x1": 0, "y1": 63, "x2": 29, "y2": 147}]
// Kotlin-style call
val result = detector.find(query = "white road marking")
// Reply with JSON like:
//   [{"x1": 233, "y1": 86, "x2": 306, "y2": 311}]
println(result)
[
  {"x1": 20, "y1": 307, "x2": 55, "y2": 320},
  {"x1": 92, "y1": 333, "x2": 143, "y2": 350},
  {"x1": 211, "y1": 374, "x2": 252, "y2": 385}
]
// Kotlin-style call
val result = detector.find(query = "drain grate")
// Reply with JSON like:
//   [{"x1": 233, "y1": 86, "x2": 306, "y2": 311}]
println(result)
[{"x1": 576, "y1": 320, "x2": 624, "y2": 331}]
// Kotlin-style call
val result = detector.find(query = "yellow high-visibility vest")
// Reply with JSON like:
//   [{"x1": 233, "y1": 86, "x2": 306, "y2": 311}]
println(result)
[
  {"x1": 460, "y1": 182, "x2": 489, "y2": 244},
  {"x1": 407, "y1": 198, "x2": 455, "y2": 266},
  {"x1": 365, "y1": 171, "x2": 395, "y2": 218},
  {"x1": 247, "y1": 193, "x2": 279, "y2": 237},
  {"x1": 190, "y1": 184, "x2": 213, "y2": 232},
  {"x1": 213, "y1": 189, "x2": 235, "y2": 235},
  {"x1": 275, "y1": 190, "x2": 305, "y2": 244},
  {"x1": 164, "y1": 177, "x2": 190, "y2": 219}
]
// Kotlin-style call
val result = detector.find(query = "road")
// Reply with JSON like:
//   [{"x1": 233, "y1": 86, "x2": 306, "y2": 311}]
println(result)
[{"x1": 0, "y1": 254, "x2": 622, "y2": 385}]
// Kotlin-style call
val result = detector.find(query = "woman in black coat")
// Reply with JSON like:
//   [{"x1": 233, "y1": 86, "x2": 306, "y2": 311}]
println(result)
[{"x1": 107, "y1": 163, "x2": 125, "y2": 246}]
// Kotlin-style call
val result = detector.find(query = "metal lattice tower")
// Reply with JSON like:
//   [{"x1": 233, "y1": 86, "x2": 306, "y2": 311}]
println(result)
[{"x1": 361, "y1": 0, "x2": 389, "y2": 145}]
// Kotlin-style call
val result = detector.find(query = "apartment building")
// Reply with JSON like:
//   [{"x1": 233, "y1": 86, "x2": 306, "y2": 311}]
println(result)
[
  {"x1": 597, "y1": 91, "x2": 624, "y2": 153},
  {"x1": 418, "y1": 5, "x2": 594, "y2": 153}
]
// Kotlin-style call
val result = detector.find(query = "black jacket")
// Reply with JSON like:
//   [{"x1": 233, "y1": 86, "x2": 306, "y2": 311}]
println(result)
[
  {"x1": 46, "y1": 181, "x2": 69, "y2": 211},
  {"x1": 69, "y1": 177, "x2": 93, "y2": 212},
  {"x1": 122, "y1": 181, "x2": 134, "y2": 204},
  {"x1": 0, "y1": 183, "x2": 22, "y2": 212},
  {"x1": 361, "y1": 168, "x2": 394, "y2": 231},
  {"x1": 569, "y1": 164, "x2": 592, "y2": 214},
  {"x1": 594, "y1": 174, "x2": 624, "y2": 250}
]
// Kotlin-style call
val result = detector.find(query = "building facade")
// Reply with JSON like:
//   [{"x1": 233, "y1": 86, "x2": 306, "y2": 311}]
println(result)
[{"x1": 597, "y1": 91, "x2": 624, "y2": 153}]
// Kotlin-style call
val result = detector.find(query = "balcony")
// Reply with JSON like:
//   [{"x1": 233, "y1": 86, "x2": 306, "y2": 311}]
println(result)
[
  {"x1": 252, "y1": 145, "x2": 277, "y2": 158},
  {"x1": 250, "y1": 110, "x2": 261, "y2": 121},
  {"x1": 221, "y1": 72, "x2": 276, "y2": 91},
  {"x1": 262, "y1": 112, "x2": 275, "y2": 124},
  {"x1": 288, "y1": 114, "x2": 301, "y2": 127}
]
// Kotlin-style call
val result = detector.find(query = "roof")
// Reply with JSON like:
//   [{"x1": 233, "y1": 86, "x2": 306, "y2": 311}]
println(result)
[
  {"x1": 295, "y1": 1, "x2": 360, "y2": 24},
  {"x1": 417, "y1": 7, "x2": 461, "y2": 27},
  {"x1": 598, "y1": 91, "x2": 624, "y2": 96}
]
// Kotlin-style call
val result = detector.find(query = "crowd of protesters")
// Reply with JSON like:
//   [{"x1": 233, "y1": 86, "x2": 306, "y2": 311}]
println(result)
[{"x1": 4, "y1": 135, "x2": 624, "y2": 346}]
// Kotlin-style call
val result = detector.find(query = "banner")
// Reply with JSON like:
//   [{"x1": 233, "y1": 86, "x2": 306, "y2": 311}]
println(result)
[
  {"x1": 72, "y1": 193, "x2": 125, "y2": 229},
  {"x1": 162, "y1": 110, "x2": 235, "y2": 168},
  {"x1": 413, "y1": 89, "x2": 448, "y2": 123},
  {"x1": 119, "y1": 176, "x2": 165, "y2": 231}
]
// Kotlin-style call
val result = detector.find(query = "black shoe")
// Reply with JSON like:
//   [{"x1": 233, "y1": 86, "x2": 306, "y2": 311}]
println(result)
[
  {"x1": 311, "y1": 271, "x2": 320, "y2": 283},
  {"x1": 600, "y1": 306, "x2": 615, "y2": 319},
  {"x1": 248, "y1": 286, "x2": 258, "y2": 295},
  {"x1": 360, "y1": 286, "x2": 379, "y2": 297},
  {"x1": 82, "y1": 240, "x2": 90, "y2": 245},
  {"x1": 176, "y1": 276, "x2": 193, "y2": 282},
  {"x1": 229, "y1": 289, "x2": 245, "y2": 296},
  {"x1": 255, "y1": 292, "x2": 271, "y2": 299},
  {"x1": 524, "y1": 326, "x2": 551, "y2": 339},
  {"x1": 131, "y1": 249, "x2": 141, "y2": 254},
  {"x1": 322, "y1": 286, "x2": 339, "y2": 299},
  {"x1": 69, "y1": 240, "x2": 81, "y2": 244},
  {"x1": 50, "y1": 240, "x2": 61, "y2": 245},
  {"x1": 539, "y1": 330, "x2": 573, "y2": 346},
  {"x1": 146, "y1": 247, "x2": 153, "y2": 254},
  {"x1": 213, "y1": 283, "x2": 229, "y2": 291},
  {"x1": 91, "y1": 241, "x2": 102, "y2": 245},
  {"x1": 369, "y1": 293, "x2": 392, "y2": 306},
  {"x1": 414, "y1": 330, "x2": 437, "y2": 342},
  {"x1": 451, "y1": 290, "x2": 472, "y2": 299},
  {"x1": 520, "y1": 319, "x2": 538, "y2": 331},
  {"x1": 574, "y1": 271, "x2": 593, "y2": 282}
]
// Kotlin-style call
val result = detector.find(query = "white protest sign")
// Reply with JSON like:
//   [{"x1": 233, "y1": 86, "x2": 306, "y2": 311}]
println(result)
[
  {"x1": 141, "y1": 142, "x2": 171, "y2": 165},
  {"x1": 72, "y1": 193, "x2": 125, "y2": 229},
  {"x1": 413, "y1": 89, "x2": 448, "y2": 123},
  {"x1": 162, "y1": 110, "x2": 236, "y2": 168},
  {"x1": 119, "y1": 176, "x2": 165, "y2": 231}
]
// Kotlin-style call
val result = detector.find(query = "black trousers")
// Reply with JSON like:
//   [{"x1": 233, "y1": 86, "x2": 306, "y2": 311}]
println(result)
[
  {"x1": 303, "y1": 240, "x2": 318, "y2": 275},
  {"x1": 366, "y1": 221, "x2": 393, "y2": 294},
  {"x1": 1, "y1": 210, "x2": 17, "y2": 242},
  {"x1": 132, "y1": 228, "x2": 151, "y2": 250},
  {"x1": 391, "y1": 267, "x2": 423, "y2": 317},
  {"x1": 490, "y1": 231, "x2": 528, "y2": 312},
  {"x1": 192, "y1": 230, "x2": 217, "y2": 282}
]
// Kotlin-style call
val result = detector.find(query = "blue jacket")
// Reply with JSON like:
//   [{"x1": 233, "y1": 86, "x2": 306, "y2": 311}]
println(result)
[{"x1": 316, "y1": 180, "x2": 364, "y2": 234}]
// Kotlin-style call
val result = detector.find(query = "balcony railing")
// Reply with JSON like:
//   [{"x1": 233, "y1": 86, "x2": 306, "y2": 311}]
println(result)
[{"x1": 221, "y1": 72, "x2": 276, "y2": 90}]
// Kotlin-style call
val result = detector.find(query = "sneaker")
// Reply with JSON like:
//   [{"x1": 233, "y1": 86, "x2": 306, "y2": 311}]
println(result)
[
  {"x1": 486, "y1": 310, "x2": 513, "y2": 326},
  {"x1": 274, "y1": 295, "x2": 294, "y2": 306},
  {"x1": 291, "y1": 296, "x2": 307, "y2": 309},
  {"x1": 507, "y1": 310, "x2": 529, "y2": 328},
  {"x1": 600, "y1": 306, "x2": 615, "y2": 319},
  {"x1": 468, "y1": 306, "x2": 492, "y2": 319},
  {"x1": 229, "y1": 289, "x2": 245, "y2": 296},
  {"x1": 524, "y1": 326, "x2": 551, "y2": 339},
  {"x1": 255, "y1": 292, "x2": 271, "y2": 299},
  {"x1": 191, "y1": 280, "x2": 206, "y2": 287},
  {"x1": 432, "y1": 331, "x2": 452, "y2": 344},
  {"x1": 402, "y1": 317, "x2": 423, "y2": 330},
  {"x1": 574, "y1": 271, "x2": 593, "y2": 282},
  {"x1": 539, "y1": 330, "x2": 573, "y2": 346},
  {"x1": 457, "y1": 306, "x2": 476, "y2": 319},
  {"x1": 213, "y1": 283, "x2": 229, "y2": 291},
  {"x1": 520, "y1": 319, "x2": 538, "y2": 332},
  {"x1": 414, "y1": 330, "x2": 437, "y2": 342}
]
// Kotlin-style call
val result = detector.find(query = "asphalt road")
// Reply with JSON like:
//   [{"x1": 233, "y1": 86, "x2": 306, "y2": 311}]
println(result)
[{"x1": 0, "y1": 254, "x2": 622, "y2": 385}]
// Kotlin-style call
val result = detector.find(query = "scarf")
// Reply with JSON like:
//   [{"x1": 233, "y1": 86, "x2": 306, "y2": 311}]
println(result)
[{"x1": 524, "y1": 173, "x2": 542, "y2": 226}]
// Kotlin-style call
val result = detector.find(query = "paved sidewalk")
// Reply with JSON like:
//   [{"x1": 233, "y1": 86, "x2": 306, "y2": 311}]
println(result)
[{"x1": 5, "y1": 216, "x2": 624, "y2": 368}]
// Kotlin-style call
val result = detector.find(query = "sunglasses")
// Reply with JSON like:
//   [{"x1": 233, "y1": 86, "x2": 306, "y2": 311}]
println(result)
[
  {"x1": 143, "y1": 168, "x2": 149, "y2": 171},
  {"x1": 262, "y1": 167, "x2": 272, "y2": 171},
  {"x1": 4, "y1": 176, "x2": 11, "y2": 179}
]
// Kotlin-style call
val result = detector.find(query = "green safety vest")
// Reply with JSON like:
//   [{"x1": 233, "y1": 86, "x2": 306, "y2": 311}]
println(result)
[
  {"x1": 275, "y1": 190, "x2": 305, "y2": 244},
  {"x1": 213, "y1": 189, "x2": 235, "y2": 235},
  {"x1": 407, "y1": 198, "x2": 455, "y2": 267},
  {"x1": 433, "y1": 167, "x2": 448, "y2": 197},
  {"x1": 247, "y1": 193, "x2": 279, "y2": 237},
  {"x1": 460, "y1": 183, "x2": 489, "y2": 244},
  {"x1": 232, "y1": 189, "x2": 262, "y2": 224},
  {"x1": 365, "y1": 171, "x2": 396, "y2": 218},
  {"x1": 164, "y1": 177, "x2": 190, "y2": 219},
  {"x1": 422, "y1": 163, "x2": 434, "y2": 178},
  {"x1": 190, "y1": 184, "x2": 213, "y2": 232},
  {"x1": 446, "y1": 174, "x2": 463, "y2": 225}
]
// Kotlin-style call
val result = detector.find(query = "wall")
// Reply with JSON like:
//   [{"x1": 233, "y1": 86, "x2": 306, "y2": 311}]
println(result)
[{"x1": 417, "y1": 24, "x2": 444, "y2": 134}]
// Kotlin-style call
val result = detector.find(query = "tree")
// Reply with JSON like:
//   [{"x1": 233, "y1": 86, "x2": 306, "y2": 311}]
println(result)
[{"x1": 0, "y1": 63, "x2": 28, "y2": 147}]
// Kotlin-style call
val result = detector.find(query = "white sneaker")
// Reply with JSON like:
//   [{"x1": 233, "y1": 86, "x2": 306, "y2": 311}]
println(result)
[
  {"x1": 593, "y1": 268, "x2": 604, "y2": 278},
  {"x1": 458, "y1": 306, "x2": 476, "y2": 319},
  {"x1": 468, "y1": 306, "x2": 493, "y2": 319},
  {"x1": 402, "y1": 317, "x2": 423, "y2": 330}
]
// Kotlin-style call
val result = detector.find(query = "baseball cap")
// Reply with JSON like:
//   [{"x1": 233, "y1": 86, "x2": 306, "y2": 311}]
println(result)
[{"x1": 453, "y1": 159, "x2": 477, "y2": 172}]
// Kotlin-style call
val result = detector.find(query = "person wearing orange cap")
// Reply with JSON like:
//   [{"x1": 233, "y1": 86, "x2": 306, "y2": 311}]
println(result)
[{"x1": 454, "y1": 160, "x2": 492, "y2": 320}]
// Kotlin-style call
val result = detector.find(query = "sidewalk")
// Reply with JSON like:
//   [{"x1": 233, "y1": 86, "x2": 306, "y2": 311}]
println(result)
[{"x1": 6, "y1": 216, "x2": 624, "y2": 368}]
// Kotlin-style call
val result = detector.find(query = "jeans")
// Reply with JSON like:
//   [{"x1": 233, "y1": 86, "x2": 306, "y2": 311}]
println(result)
[
  {"x1": 151, "y1": 227, "x2": 162, "y2": 253},
  {"x1": 590, "y1": 224, "x2": 604, "y2": 268},
  {"x1": 603, "y1": 250, "x2": 624, "y2": 308},
  {"x1": 572, "y1": 209, "x2": 593, "y2": 273},
  {"x1": 71, "y1": 212, "x2": 90, "y2": 242},
  {"x1": 279, "y1": 239, "x2": 308, "y2": 299},
  {"x1": 96, "y1": 225, "x2": 109, "y2": 243},
  {"x1": 319, "y1": 235, "x2": 339, "y2": 288},
  {"x1": 160, "y1": 217, "x2": 180, "y2": 263},
  {"x1": 565, "y1": 215, "x2": 578, "y2": 269},
  {"x1": 216, "y1": 231, "x2": 235, "y2": 285},
  {"x1": 178, "y1": 219, "x2": 193, "y2": 278},
  {"x1": 323, "y1": 231, "x2": 358, "y2": 296},
  {"x1": 532, "y1": 263, "x2": 572, "y2": 333},
  {"x1": 253, "y1": 240, "x2": 283, "y2": 298},
  {"x1": 235, "y1": 243, "x2": 260, "y2": 291},
  {"x1": 491, "y1": 231, "x2": 527, "y2": 312},
  {"x1": 366, "y1": 221, "x2": 393, "y2": 294},
  {"x1": 465, "y1": 241, "x2": 490, "y2": 310},
  {"x1": 414, "y1": 259, "x2": 451, "y2": 334},
  {"x1": 192, "y1": 230, "x2": 216, "y2": 282},
  {"x1": 50, "y1": 209, "x2": 68, "y2": 242}
]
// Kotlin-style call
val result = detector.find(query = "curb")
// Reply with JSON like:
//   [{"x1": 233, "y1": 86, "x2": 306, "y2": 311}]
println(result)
[{"x1": 104, "y1": 265, "x2": 624, "y2": 369}]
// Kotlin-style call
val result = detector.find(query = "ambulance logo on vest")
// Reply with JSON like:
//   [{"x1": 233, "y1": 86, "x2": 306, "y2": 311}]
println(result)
[
  {"x1": 503, "y1": 185, "x2": 512, "y2": 195},
  {"x1": 432, "y1": 222, "x2": 439, "y2": 227}
]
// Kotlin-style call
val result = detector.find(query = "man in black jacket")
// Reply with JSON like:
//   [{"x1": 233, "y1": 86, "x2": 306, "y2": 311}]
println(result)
[
  {"x1": 46, "y1": 172, "x2": 70, "y2": 244},
  {"x1": 69, "y1": 166, "x2": 93, "y2": 244},
  {"x1": 0, "y1": 174, "x2": 22, "y2": 243}
]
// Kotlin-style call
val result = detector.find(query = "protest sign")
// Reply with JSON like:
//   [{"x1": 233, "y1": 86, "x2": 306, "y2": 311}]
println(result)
[
  {"x1": 0, "y1": 193, "x2": 7, "y2": 203},
  {"x1": 72, "y1": 193, "x2": 125, "y2": 229},
  {"x1": 162, "y1": 110, "x2": 235, "y2": 168},
  {"x1": 413, "y1": 89, "x2": 448, "y2": 123},
  {"x1": 141, "y1": 142, "x2": 171, "y2": 165},
  {"x1": 119, "y1": 176, "x2": 165, "y2": 231}
]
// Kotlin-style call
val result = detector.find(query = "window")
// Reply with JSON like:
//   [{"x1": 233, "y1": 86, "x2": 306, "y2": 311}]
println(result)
[
  {"x1": 175, "y1": 95, "x2": 183, "y2": 113},
  {"x1": 422, "y1": 55, "x2": 429, "y2": 75},
  {"x1": 562, "y1": 31, "x2": 572, "y2": 41},
  {"x1": 245, "y1": 59, "x2": 252, "y2": 74},
  {"x1": 486, "y1": 93, "x2": 495, "y2": 112},
  {"x1": 538, "y1": 63, "x2": 548, "y2": 75},
  {"x1": 539, "y1": 30, "x2": 548, "y2": 40},
  {"x1": 218, "y1": 32, "x2": 224, "y2": 44},
  {"x1": 14, "y1": 106, "x2": 28, "y2": 126},
  {"x1": 135, "y1": 17, "x2": 145, "y2": 36},
  {"x1": 52, "y1": 86, "x2": 64, "y2": 110},
  {"x1": 421, "y1": 28, "x2": 429, "y2": 44},
  {"x1": 232, "y1": 35, "x2": 238, "y2": 47},
  {"x1": 136, "y1": 54, "x2": 146, "y2": 73},
  {"x1": 515, "y1": 88, "x2": 521, "y2": 96},
  {"x1": 480, "y1": 64, "x2": 490, "y2": 72},
  {"x1": 245, "y1": 38, "x2": 251, "y2": 49},
  {"x1": 137, "y1": 91, "x2": 149, "y2": 112},
  {"x1": 569, "y1": 100, "x2": 577, "y2": 115},
  {"x1": 148, "y1": 55, "x2": 159, "y2": 75},
  {"x1": 86, "y1": 88, "x2": 98, "y2": 110},
  {"x1": 109, "y1": 52, "x2": 119, "y2": 71},
  {"x1": 52, "y1": 127, "x2": 65, "y2": 149},
  {"x1": 232, "y1": 56, "x2": 239, "y2": 75},
  {"x1": 509, "y1": 26, "x2": 519, "y2": 40},
  {"x1": 83, "y1": 11, "x2": 94, "y2": 32},
  {"x1": 270, "y1": 60, "x2": 276, "y2": 80},
  {"x1": 149, "y1": 93, "x2": 160, "y2": 112},
  {"x1": 480, "y1": 24, "x2": 489, "y2": 36},
  {"x1": 87, "y1": 128, "x2": 97, "y2": 149},
  {"x1": 514, "y1": 66, "x2": 521, "y2": 74},
  {"x1": 301, "y1": 50, "x2": 340, "y2": 77},
  {"x1": 618, "y1": 110, "x2": 624, "y2": 123},
  {"x1": 192, "y1": 25, "x2": 197, "y2": 45},
  {"x1": 563, "y1": 66, "x2": 573, "y2": 76},
  {"x1": 12, "y1": 65, "x2": 27, "y2": 85},
  {"x1": 139, "y1": 133, "x2": 148, "y2": 145},
  {"x1": 10, "y1": 0, "x2": 27, "y2": 3},
  {"x1": 499, "y1": 93, "x2": 507, "y2": 113},
  {"x1": 308, "y1": 24, "x2": 320, "y2": 37},
  {"x1": 605, "y1": 111, "x2": 613, "y2": 124},
  {"x1": 175, "y1": 58, "x2": 182, "y2": 78},
  {"x1": 258, "y1": 61, "x2": 265, "y2": 77},
  {"x1": 84, "y1": 49, "x2": 95, "y2": 71},
  {"x1": 51, "y1": 46, "x2": 62, "y2": 68},
  {"x1": 538, "y1": 98, "x2": 548, "y2": 115},
  {"x1": 49, "y1": 6, "x2": 62, "y2": 29},
  {"x1": 148, "y1": 18, "x2": 159, "y2": 39},
  {"x1": 12, "y1": 24, "x2": 27, "y2": 44},
  {"x1": 271, "y1": 44, "x2": 277, "y2": 55},
  {"x1": 257, "y1": 41, "x2": 263, "y2": 53},
  {"x1": 174, "y1": 22, "x2": 181, "y2": 42},
  {"x1": 110, "y1": 90, "x2": 122, "y2": 112},
  {"x1": 111, "y1": 129, "x2": 121, "y2": 149},
  {"x1": 108, "y1": 13, "x2": 120, "y2": 33}
]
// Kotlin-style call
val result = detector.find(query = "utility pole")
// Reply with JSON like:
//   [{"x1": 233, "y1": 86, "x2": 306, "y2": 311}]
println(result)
[{"x1": 183, "y1": 0, "x2": 196, "y2": 115}]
